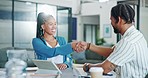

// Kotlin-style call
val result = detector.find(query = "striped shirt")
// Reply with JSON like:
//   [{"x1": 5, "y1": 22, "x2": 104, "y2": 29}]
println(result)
[{"x1": 107, "y1": 25, "x2": 148, "y2": 78}]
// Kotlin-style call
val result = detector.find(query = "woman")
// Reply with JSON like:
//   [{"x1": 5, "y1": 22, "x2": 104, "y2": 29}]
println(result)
[{"x1": 32, "y1": 12, "x2": 79, "y2": 70}]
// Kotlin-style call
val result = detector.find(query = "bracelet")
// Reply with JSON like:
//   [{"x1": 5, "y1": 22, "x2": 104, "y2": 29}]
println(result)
[{"x1": 87, "y1": 43, "x2": 91, "y2": 50}]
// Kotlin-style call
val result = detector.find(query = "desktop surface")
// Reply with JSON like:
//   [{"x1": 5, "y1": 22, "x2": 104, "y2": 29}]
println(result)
[{"x1": 0, "y1": 64, "x2": 116, "y2": 78}]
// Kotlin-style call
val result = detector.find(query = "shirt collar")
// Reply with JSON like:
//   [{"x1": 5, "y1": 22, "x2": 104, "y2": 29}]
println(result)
[{"x1": 122, "y1": 25, "x2": 135, "y2": 37}]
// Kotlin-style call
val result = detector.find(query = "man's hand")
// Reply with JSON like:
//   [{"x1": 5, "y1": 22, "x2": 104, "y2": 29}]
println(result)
[
  {"x1": 83, "y1": 63, "x2": 91, "y2": 72},
  {"x1": 71, "y1": 41, "x2": 88, "y2": 52},
  {"x1": 101, "y1": 60, "x2": 116, "y2": 73}
]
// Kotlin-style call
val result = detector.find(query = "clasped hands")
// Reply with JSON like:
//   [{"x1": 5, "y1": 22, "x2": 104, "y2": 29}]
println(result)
[{"x1": 71, "y1": 41, "x2": 89, "y2": 53}]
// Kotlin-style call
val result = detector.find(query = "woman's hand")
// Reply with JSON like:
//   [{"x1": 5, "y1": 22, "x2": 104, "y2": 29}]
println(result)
[
  {"x1": 56, "y1": 64, "x2": 67, "y2": 70},
  {"x1": 71, "y1": 41, "x2": 88, "y2": 52}
]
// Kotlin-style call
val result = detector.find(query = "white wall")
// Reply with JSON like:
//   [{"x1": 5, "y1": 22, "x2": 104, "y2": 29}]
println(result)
[
  {"x1": 76, "y1": 16, "x2": 84, "y2": 41},
  {"x1": 18, "y1": 0, "x2": 72, "y2": 7},
  {"x1": 72, "y1": 0, "x2": 81, "y2": 14},
  {"x1": 18, "y1": 0, "x2": 80, "y2": 14},
  {"x1": 82, "y1": 16, "x2": 99, "y2": 24},
  {"x1": 140, "y1": 7, "x2": 148, "y2": 44},
  {"x1": 80, "y1": 1, "x2": 117, "y2": 44},
  {"x1": 76, "y1": 16, "x2": 99, "y2": 41}
]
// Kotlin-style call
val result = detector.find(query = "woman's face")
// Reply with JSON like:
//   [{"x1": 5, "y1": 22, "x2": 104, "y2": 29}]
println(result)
[{"x1": 42, "y1": 17, "x2": 57, "y2": 35}]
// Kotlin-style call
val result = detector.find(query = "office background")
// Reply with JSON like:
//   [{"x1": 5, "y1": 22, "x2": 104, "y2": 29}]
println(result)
[{"x1": 0, "y1": 0, "x2": 148, "y2": 66}]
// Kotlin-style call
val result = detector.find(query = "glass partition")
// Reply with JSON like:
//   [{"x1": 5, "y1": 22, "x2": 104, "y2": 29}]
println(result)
[
  {"x1": 57, "y1": 7, "x2": 72, "y2": 42},
  {"x1": 0, "y1": 0, "x2": 12, "y2": 48},
  {"x1": 14, "y1": 1, "x2": 36, "y2": 48},
  {"x1": 0, "y1": 0, "x2": 72, "y2": 49}
]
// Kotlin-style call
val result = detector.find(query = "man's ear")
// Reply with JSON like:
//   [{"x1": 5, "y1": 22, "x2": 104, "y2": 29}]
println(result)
[{"x1": 117, "y1": 16, "x2": 122, "y2": 25}]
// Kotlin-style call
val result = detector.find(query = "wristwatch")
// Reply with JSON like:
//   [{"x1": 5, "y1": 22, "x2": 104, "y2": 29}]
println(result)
[{"x1": 85, "y1": 63, "x2": 90, "y2": 72}]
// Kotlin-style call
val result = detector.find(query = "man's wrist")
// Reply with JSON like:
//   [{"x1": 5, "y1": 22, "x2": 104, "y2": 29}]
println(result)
[{"x1": 87, "y1": 43, "x2": 91, "y2": 50}]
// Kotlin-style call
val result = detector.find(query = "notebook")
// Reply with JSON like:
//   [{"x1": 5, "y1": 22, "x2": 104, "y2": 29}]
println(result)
[{"x1": 32, "y1": 59, "x2": 62, "y2": 74}]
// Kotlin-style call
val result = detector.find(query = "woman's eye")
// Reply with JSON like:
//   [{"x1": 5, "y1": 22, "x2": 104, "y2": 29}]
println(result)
[
  {"x1": 47, "y1": 22, "x2": 56, "y2": 26},
  {"x1": 48, "y1": 23, "x2": 53, "y2": 26}
]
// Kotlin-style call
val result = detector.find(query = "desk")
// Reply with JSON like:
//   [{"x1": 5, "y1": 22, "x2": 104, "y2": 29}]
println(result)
[
  {"x1": 0, "y1": 67, "x2": 79, "y2": 78},
  {"x1": 73, "y1": 64, "x2": 116, "y2": 78},
  {"x1": 0, "y1": 64, "x2": 116, "y2": 78},
  {"x1": 26, "y1": 67, "x2": 80, "y2": 78}
]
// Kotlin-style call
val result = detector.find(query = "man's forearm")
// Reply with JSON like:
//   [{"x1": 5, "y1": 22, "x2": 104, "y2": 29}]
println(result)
[{"x1": 89, "y1": 43, "x2": 113, "y2": 57}]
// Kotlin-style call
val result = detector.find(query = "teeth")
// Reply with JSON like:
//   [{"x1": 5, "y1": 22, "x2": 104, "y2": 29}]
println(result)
[{"x1": 52, "y1": 30, "x2": 56, "y2": 32}]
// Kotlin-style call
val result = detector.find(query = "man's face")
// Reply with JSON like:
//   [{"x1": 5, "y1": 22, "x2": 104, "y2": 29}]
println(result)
[{"x1": 110, "y1": 16, "x2": 120, "y2": 34}]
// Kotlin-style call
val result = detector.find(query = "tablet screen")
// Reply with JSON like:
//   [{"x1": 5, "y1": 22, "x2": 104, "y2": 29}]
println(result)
[{"x1": 32, "y1": 59, "x2": 62, "y2": 74}]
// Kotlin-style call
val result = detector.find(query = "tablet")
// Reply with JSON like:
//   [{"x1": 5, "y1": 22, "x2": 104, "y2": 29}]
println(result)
[{"x1": 32, "y1": 59, "x2": 62, "y2": 74}]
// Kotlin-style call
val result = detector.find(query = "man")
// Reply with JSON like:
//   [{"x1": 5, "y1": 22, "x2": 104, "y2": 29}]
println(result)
[{"x1": 82, "y1": 3, "x2": 148, "y2": 78}]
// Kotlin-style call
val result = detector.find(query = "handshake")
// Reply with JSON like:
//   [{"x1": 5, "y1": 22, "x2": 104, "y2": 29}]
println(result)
[{"x1": 71, "y1": 41, "x2": 91, "y2": 53}]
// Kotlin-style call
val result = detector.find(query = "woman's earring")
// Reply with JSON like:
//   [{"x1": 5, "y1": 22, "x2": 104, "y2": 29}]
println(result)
[{"x1": 40, "y1": 28, "x2": 42, "y2": 31}]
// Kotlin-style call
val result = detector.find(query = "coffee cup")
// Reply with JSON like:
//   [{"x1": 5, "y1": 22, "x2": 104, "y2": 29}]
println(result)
[{"x1": 89, "y1": 67, "x2": 103, "y2": 78}]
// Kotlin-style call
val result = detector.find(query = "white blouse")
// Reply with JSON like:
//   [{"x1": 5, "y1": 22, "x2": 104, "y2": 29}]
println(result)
[{"x1": 46, "y1": 41, "x2": 63, "y2": 64}]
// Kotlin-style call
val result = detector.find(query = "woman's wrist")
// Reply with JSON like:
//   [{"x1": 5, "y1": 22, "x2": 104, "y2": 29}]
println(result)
[{"x1": 71, "y1": 42, "x2": 77, "y2": 50}]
